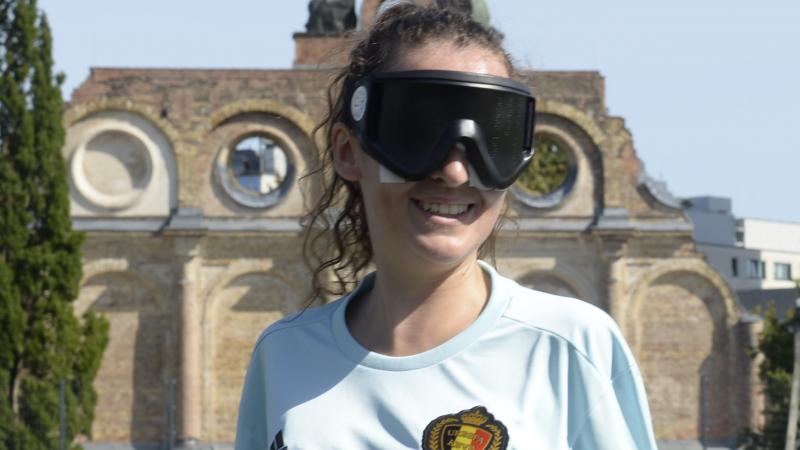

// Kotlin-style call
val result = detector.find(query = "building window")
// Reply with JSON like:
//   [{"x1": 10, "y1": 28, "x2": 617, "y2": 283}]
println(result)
[
  {"x1": 216, "y1": 133, "x2": 295, "y2": 209},
  {"x1": 775, "y1": 262, "x2": 792, "y2": 281},
  {"x1": 511, "y1": 132, "x2": 577, "y2": 209},
  {"x1": 229, "y1": 136, "x2": 289, "y2": 195},
  {"x1": 731, "y1": 258, "x2": 738, "y2": 277},
  {"x1": 747, "y1": 259, "x2": 766, "y2": 279}
]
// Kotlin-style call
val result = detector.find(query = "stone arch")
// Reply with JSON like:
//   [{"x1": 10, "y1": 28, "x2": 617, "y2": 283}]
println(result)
[
  {"x1": 79, "y1": 258, "x2": 129, "y2": 293},
  {"x1": 537, "y1": 99, "x2": 653, "y2": 214},
  {"x1": 627, "y1": 261, "x2": 741, "y2": 441},
  {"x1": 536, "y1": 100, "x2": 608, "y2": 148},
  {"x1": 502, "y1": 259, "x2": 599, "y2": 306},
  {"x1": 518, "y1": 271, "x2": 580, "y2": 298},
  {"x1": 208, "y1": 99, "x2": 320, "y2": 150},
  {"x1": 512, "y1": 101, "x2": 605, "y2": 219},
  {"x1": 75, "y1": 269, "x2": 171, "y2": 444},
  {"x1": 64, "y1": 100, "x2": 182, "y2": 144},
  {"x1": 63, "y1": 104, "x2": 179, "y2": 217},
  {"x1": 626, "y1": 259, "x2": 740, "y2": 334},
  {"x1": 199, "y1": 258, "x2": 303, "y2": 307},
  {"x1": 202, "y1": 263, "x2": 303, "y2": 441}
]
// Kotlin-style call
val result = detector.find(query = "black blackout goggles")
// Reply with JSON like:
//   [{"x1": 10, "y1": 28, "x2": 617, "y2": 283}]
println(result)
[{"x1": 344, "y1": 70, "x2": 536, "y2": 190}]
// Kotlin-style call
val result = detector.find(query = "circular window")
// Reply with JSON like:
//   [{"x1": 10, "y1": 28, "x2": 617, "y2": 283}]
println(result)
[
  {"x1": 512, "y1": 134, "x2": 576, "y2": 208},
  {"x1": 83, "y1": 130, "x2": 151, "y2": 196},
  {"x1": 217, "y1": 133, "x2": 295, "y2": 208},
  {"x1": 70, "y1": 126, "x2": 155, "y2": 210}
]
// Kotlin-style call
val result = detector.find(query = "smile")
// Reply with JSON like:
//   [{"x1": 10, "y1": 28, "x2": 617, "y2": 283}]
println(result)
[{"x1": 415, "y1": 200, "x2": 474, "y2": 217}]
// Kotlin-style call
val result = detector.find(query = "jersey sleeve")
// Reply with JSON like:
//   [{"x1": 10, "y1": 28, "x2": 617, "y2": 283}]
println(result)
[
  {"x1": 570, "y1": 366, "x2": 657, "y2": 450},
  {"x1": 234, "y1": 344, "x2": 269, "y2": 450}
]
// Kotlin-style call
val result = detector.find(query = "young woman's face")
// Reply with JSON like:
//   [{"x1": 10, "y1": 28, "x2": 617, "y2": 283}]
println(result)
[{"x1": 336, "y1": 41, "x2": 510, "y2": 270}]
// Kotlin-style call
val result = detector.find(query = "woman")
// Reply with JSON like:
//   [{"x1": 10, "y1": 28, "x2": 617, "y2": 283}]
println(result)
[{"x1": 236, "y1": 4, "x2": 657, "y2": 450}]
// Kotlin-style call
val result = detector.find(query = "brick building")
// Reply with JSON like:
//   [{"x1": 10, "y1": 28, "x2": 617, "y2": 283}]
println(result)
[{"x1": 65, "y1": 2, "x2": 760, "y2": 449}]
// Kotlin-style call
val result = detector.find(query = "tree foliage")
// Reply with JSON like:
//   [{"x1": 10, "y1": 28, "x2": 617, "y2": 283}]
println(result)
[
  {"x1": 516, "y1": 134, "x2": 570, "y2": 197},
  {"x1": 742, "y1": 303, "x2": 800, "y2": 449},
  {"x1": 0, "y1": 1, "x2": 109, "y2": 449}
]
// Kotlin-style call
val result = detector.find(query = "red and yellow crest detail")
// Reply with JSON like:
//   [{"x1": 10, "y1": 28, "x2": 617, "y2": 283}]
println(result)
[{"x1": 422, "y1": 406, "x2": 508, "y2": 450}]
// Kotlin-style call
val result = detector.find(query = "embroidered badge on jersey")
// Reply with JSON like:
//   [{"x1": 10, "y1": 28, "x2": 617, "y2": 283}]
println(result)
[{"x1": 422, "y1": 406, "x2": 508, "y2": 450}]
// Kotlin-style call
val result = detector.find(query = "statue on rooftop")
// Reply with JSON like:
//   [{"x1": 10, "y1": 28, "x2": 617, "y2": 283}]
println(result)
[
  {"x1": 306, "y1": 0, "x2": 357, "y2": 35},
  {"x1": 433, "y1": 0, "x2": 490, "y2": 26}
]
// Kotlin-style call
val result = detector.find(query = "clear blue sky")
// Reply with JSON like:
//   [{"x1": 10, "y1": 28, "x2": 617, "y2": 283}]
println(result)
[{"x1": 39, "y1": 1, "x2": 800, "y2": 222}]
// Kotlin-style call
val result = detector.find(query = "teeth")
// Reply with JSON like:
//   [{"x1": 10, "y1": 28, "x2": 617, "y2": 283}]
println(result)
[{"x1": 419, "y1": 201, "x2": 469, "y2": 216}]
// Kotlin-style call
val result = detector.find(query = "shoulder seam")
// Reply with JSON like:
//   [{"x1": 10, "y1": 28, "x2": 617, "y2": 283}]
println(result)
[
  {"x1": 253, "y1": 312, "x2": 331, "y2": 350},
  {"x1": 501, "y1": 314, "x2": 632, "y2": 380}
]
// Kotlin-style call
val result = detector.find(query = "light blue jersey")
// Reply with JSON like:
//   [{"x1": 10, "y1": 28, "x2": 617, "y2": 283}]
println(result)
[{"x1": 235, "y1": 262, "x2": 657, "y2": 450}]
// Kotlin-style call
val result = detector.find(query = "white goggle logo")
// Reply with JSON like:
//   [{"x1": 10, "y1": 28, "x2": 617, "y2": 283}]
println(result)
[{"x1": 350, "y1": 86, "x2": 368, "y2": 122}]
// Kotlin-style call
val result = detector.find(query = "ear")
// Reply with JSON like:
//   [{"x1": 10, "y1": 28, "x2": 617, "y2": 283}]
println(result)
[{"x1": 331, "y1": 123, "x2": 362, "y2": 182}]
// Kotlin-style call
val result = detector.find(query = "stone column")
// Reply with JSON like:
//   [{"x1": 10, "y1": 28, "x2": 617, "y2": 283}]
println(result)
[
  {"x1": 601, "y1": 237, "x2": 628, "y2": 326},
  {"x1": 175, "y1": 237, "x2": 202, "y2": 446},
  {"x1": 741, "y1": 315, "x2": 765, "y2": 431}
]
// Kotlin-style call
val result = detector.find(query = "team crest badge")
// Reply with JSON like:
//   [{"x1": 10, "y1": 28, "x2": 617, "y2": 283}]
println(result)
[{"x1": 422, "y1": 406, "x2": 508, "y2": 450}]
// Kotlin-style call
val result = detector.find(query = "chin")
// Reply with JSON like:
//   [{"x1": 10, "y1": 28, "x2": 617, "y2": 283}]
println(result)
[{"x1": 410, "y1": 235, "x2": 481, "y2": 267}]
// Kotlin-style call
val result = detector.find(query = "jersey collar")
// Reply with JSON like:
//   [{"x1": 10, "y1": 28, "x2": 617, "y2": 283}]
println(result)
[{"x1": 331, "y1": 260, "x2": 514, "y2": 371}]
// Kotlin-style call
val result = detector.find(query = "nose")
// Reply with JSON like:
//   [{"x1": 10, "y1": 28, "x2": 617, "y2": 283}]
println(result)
[{"x1": 429, "y1": 143, "x2": 470, "y2": 187}]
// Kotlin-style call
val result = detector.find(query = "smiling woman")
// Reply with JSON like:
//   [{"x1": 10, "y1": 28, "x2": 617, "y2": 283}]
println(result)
[{"x1": 234, "y1": 3, "x2": 657, "y2": 450}]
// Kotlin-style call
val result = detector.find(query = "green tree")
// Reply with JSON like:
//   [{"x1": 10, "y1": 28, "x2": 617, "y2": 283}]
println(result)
[
  {"x1": 0, "y1": 1, "x2": 109, "y2": 449},
  {"x1": 516, "y1": 134, "x2": 570, "y2": 197},
  {"x1": 743, "y1": 303, "x2": 800, "y2": 449}
]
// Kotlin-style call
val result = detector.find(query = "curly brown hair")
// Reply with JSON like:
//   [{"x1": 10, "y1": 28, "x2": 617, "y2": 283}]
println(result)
[{"x1": 302, "y1": 3, "x2": 514, "y2": 304}]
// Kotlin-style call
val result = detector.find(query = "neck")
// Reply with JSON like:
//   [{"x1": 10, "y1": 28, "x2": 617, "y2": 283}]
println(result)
[{"x1": 347, "y1": 256, "x2": 490, "y2": 356}]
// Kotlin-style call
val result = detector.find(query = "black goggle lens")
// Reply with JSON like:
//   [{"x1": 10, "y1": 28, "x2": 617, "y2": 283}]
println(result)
[{"x1": 352, "y1": 71, "x2": 535, "y2": 189}]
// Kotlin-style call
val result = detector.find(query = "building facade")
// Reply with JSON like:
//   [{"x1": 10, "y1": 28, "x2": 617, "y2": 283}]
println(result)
[
  {"x1": 686, "y1": 196, "x2": 800, "y2": 318},
  {"x1": 686, "y1": 196, "x2": 800, "y2": 291},
  {"x1": 65, "y1": 2, "x2": 760, "y2": 449}
]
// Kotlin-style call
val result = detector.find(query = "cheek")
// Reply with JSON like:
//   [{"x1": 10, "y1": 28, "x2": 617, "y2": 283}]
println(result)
[
  {"x1": 359, "y1": 177, "x2": 409, "y2": 228},
  {"x1": 480, "y1": 190, "x2": 506, "y2": 217},
  {"x1": 473, "y1": 191, "x2": 506, "y2": 242}
]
